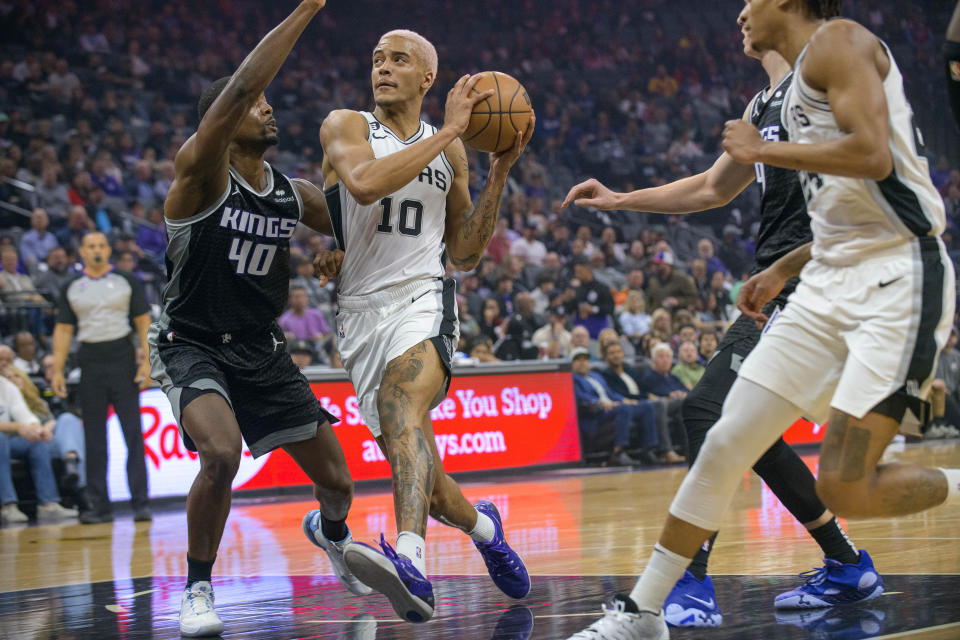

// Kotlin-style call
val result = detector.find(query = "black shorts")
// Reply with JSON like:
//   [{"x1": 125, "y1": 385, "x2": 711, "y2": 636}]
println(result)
[{"x1": 149, "y1": 323, "x2": 337, "y2": 458}]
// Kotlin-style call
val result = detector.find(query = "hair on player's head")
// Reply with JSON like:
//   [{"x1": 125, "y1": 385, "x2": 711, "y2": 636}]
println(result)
[
  {"x1": 802, "y1": 0, "x2": 842, "y2": 19},
  {"x1": 198, "y1": 76, "x2": 233, "y2": 121},
  {"x1": 379, "y1": 29, "x2": 438, "y2": 78}
]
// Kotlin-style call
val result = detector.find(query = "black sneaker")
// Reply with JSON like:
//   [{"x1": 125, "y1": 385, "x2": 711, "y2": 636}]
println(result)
[
  {"x1": 80, "y1": 510, "x2": 114, "y2": 525},
  {"x1": 133, "y1": 506, "x2": 152, "y2": 522}
]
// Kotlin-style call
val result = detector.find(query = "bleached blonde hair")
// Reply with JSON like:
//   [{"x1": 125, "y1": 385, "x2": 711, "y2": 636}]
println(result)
[{"x1": 379, "y1": 29, "x2": 438, "y2": 81}]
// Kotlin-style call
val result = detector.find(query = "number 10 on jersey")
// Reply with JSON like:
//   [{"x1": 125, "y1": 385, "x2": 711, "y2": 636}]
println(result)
[{"x1": 229, "y1": 238, "x2": 277, "y2": 275}]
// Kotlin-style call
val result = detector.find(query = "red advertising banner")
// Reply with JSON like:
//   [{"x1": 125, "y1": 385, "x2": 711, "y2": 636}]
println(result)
[{"x1": 106, "y1": 369, "x2": 582, "y2": 500}]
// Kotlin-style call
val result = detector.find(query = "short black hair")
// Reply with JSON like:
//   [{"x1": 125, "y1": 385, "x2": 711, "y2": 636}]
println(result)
[
  {"x1": 803, "y1": 0, "x2": 842, "y2": 19},
  {"x1": 198, "y1": 76, "x2": 233, "y2": 121}
]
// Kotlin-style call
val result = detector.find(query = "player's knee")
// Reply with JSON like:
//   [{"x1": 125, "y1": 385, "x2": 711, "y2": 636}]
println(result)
[{"x1": 198, "y1": 442, "x2": 241, "y2": 483}]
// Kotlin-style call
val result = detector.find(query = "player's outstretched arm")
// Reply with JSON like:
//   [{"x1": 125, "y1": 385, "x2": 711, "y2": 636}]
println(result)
[
  {"x1": 443, "y1": 118, "x2": 534, "y2": 271},
  {"x1": 723, "y1": 20, "x2": 892, "y2": 181},
  {"x1": 167, "y1": 0, "x2": 326, "y2": 218},
  {"x1": 319, "y1": 75, "x2": 494, "y2": 206},
  {"x1": 561, "y1": 152, "x2": 754, "y2": 214}
]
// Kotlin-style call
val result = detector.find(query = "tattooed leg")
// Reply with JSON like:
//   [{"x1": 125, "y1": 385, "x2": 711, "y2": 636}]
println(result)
[
  {"x1": 376, "y1": 340, "x2": 477, "y2": 535},
  {"x1": 817, "y1": 409, "x2": 948, "y2": 518}
]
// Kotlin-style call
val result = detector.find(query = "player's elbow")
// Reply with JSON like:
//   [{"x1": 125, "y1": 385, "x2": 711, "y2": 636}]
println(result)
[
  {"x1": 349, "y1": 183, "x2": 379, "y2": 206},
  {"x1": 862, "y1": 151, "x2": 893, "y2": 181}
]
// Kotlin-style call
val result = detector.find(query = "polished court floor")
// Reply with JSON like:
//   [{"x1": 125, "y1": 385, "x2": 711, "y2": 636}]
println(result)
[{"x1": 1, "y1": 440, "x2": 959, "y2": 639}]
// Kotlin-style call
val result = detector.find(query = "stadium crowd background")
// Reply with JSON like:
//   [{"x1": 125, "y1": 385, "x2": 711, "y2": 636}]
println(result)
[{"x1": 0, "y1": 0, "x2": 958, "y2": 376}]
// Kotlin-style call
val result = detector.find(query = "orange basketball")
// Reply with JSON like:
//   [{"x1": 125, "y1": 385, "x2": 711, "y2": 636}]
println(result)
[{"x1": 462, "y1": 72, "x2": 533, "y2": 154}]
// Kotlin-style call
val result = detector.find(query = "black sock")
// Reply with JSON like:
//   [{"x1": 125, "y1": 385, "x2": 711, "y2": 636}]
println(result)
[
  {"x1": 686, "y1": 532, "x2": 718, "y2": 581},
  {"x1": 186, "y1": 555, "x2": 215, "y2": 588},
  {"x1": 809, "y1": 518, "x2": 859, "y2": 565},
  {"x1": 321, "y1": 513, "x2": 349, "y2": 543}
]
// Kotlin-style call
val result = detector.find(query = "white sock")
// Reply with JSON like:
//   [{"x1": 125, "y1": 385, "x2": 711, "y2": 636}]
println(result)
[
  {"x1": 629, "y1": 543, "x2": 692, "y2": 613},
  {"x1": 396, "y1": 531, "x2": 427, "y2": 577},
  {"x1": 468, "y1": 510, "x2": 496, "y2": 543},
  {"x1": 939, "y1": 468, "x2": 960, "y2": 504}
]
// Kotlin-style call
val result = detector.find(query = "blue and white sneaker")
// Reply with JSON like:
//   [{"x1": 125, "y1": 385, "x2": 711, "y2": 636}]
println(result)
[
  {"x1": 343, "y1": 534, "x2": 435, "y2": 623},
  {"x1": 776, "y1": 607, "x2": 886, "y2": 639},
  {"x1": 302, "y1": 510, "x2": 373, "y2": 596},
  {"x1": 472, "y1": 500, "x2": 531, "y2": 599},
  {"x1": 663, "y1": 570, "x2": 723, "y2": 627},
  {"x1": 774, "y1": 550, "x2": 884, "y2": 609}
]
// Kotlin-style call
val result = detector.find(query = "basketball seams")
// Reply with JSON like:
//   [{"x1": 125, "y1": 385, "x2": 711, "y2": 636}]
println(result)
[
  {"x1": 464, "y1": 86, "x2": 493, "y2": 143},
  {"x1": 492, "y1": 72, "x2": 504, "y2": 154}
]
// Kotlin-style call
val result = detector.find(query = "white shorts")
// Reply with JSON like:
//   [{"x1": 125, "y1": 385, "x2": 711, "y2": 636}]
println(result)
[
  {"x1": 739, "y1": 237, "x2": 955, "y2": 427},
  {"x1": 336, "y1": 278, "x2": 459, "y2": 437}
]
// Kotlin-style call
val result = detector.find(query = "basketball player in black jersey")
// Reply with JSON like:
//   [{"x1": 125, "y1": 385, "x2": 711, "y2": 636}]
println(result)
[
  {"x1": 147, "y1": 2, "x2": 368, "y2": 636},
  {"x1": 562, "y1": 14, "x2": 881, "y2": 629}
]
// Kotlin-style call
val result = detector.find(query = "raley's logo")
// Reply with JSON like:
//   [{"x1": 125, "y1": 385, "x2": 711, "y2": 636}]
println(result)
[
  {"x1": 106, "y1": 389, "x2": 270, "y2": 500},
  {"x1": 219, "y1": 207, "x2": 297, "y2": 239}
]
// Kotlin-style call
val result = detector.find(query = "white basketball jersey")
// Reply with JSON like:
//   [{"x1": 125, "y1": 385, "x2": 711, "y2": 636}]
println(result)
[
  {"x1": 325, "y1": 112, "x2": 453, "y2": 297},
  {"x1": 783, "y1": 41, "x2": 944, "y2": 266}
]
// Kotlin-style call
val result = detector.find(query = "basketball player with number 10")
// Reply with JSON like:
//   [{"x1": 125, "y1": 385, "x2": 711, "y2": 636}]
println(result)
[{"x1": 316, "y1": 30, "x2": 535, "y2": 623}]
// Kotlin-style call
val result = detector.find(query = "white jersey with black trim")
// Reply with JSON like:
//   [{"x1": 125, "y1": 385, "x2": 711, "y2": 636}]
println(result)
[
  {"x1": 325, "y1": 111, "x2": 453, "y2": 297},
  {"x1": 783, "y1": 41, "x2": 944, "y2": 266}
]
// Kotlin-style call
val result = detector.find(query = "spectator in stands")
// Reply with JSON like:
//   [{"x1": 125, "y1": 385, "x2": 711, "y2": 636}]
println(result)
[
  {"x1": 618, "y1": 290, "x2": 651, "y2": 345},
  {"x1": 478, "y1": 298, "x2": 504, "y2": 343},
  {"x1": 672, "y1": 340, "x2": 705, "y2": 390},
  {"x1": 621, "y1": 239, "x2": 647, "y2": 273},
  {"x1": 278, "y1": 285, "x2": 330, "y2": 347},
  {"x1": 19, "y1": 208, "x2": 59, "y2": 272},
  {"x1": 697, "y1": 237, "x2": 727, "y2": 276},
  {"x1": 533, "y1": 305, "x2": 572, "y2": 359},
  {"x1": 530, "y1": 272, "x2": 556, "y2": 316},
  {"x1": 639, "y1": 342, "x2": 689, "y2": 459},
  {"x1": 12, "y1": 332, "x2": 41, "y2": 377},
  {"x1": 0, "y1": 373, "x2": 78, "y2": 524},
  {"x1": 509, "y1": 220, "x2": 547, "y2": 267},
  {"x1": 468, "y1": 336, "x2": 500, "y2": 363},
  {"x1": 135, "y1": 207, "x2": 166, "y2": 258},
  {"x1": 33, "y1": 247, "x2": 72, "y2": 303},
  {"x1": 493, "y1": 274, "x2": 518, "y2": 316},
  {"x1": 567, "y1": 255, "x2": 614, "y2": 338},
  {"x1": 613, "y1": 268, "x2": 644, "y2": 309},
  {"x1": 545, "y1": 223, "x2": 572, "y2": 257},
  {"x1": 718, "y1": 224, "x2": 750, "y2": 278},
  {"x1": 698, "y1": 328, "x2": 719, "y2": 363},
  {"x1": 56, "y1": 206, "x2": 94, "y2": 253},
  {"x1": 599, "y1": 227, "x2": 626, "y2": 265},
  {"x1": 646, "y1": 250, "x2": 698, "y2": 311},
  {"x1": 485, "y1": 218, "x2": 512, "y2": 264},
  {"x1": 32, "y1": 166, "x2": 72, "y2": 220},
  {"x1": 573, "y1": 346, "x2": 656, "y2": 466},
  {"x1": 589, "y1": 250, "x2": 627, "y2": 291},
  {"x1": 127, "y1": 160, "x2": 157, "y2": 208},
  {"x1": 648, "y1": 308, "x2": 673, "y2": 344},
  {"x1": 930, "y1": 329, "x2": 960, "y2": 438},
  {"x1": 290, "y1": 255, "x2": 332, "y2": 310},
  {"x1": 498, "y1": 292, "x2": 542, "y2": 361},
  {"x1": 288, "y1": 338, "x2": 317, "y2": 370},
  {"x1": 0, "y1": 246, "x2": 45, "y2": 315},
  {"x1": 51, "y1": 232, "x2": 152, "y2": 523},
  {"x1": 648, "y1": 64, "x2": 679, "y2": 98}
]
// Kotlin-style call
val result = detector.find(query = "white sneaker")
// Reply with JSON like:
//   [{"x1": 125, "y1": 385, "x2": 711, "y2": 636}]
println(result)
[
  {"x1": 302, "y1": 509, "x2": 373, "y2": 596},
  {"x1": 179, "y1": 581, "x2": 224, "y2": 637},
  {"x1": 567, "y1": 596, "x2": 669, "y2": 640},
  {"x1": 37, "y1": 502, "x2": 79, "y2": 522},
  {"x1": 1, "y1": 503, "x2": 29, "y2": 524}
]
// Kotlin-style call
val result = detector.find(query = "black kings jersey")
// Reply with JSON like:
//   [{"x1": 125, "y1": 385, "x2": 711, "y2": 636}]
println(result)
[
  {"x1": 158, "y1": 161, "x2": 302, "y2": 339},
  {"x1": 749, "y1": 72, "x2": 813, "y2": 272}
]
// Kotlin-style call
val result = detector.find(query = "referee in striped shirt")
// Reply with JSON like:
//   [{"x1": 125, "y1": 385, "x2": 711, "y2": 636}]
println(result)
[{"x1": 51, "y1": 232, "x2": 153, "y2": 524}]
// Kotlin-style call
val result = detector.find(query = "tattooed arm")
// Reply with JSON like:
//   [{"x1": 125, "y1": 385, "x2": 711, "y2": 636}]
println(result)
[{"x1": 443, "y1": 116, "x2": 535, "y2": 271}]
